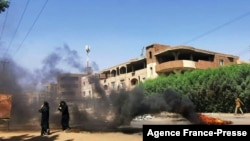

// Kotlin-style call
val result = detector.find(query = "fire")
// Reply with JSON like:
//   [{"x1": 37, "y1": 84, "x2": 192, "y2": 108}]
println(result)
[{"x1": 198, "y1": 113, "x2": 233, "y2": 125}]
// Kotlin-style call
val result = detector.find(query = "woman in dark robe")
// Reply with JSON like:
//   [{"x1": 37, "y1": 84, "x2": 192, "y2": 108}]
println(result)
[
  {"x1": 58, "y1": 101, "x2": 70, "y2": 131},
  {"x1": 38, "y1": 101, "x2": 50, "y2": 136}
]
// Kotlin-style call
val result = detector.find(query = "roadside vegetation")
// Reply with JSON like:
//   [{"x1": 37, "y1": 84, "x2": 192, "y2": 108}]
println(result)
[{"x1": 141, "y1": 63, "x2": 250, "y2": 113}]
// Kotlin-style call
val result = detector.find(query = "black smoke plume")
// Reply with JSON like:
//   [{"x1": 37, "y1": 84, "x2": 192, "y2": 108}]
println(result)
[
  {"x1": 1, "y1": 43, "x2": 202, "y2": 132},
  {"x1": 108, "y1": 86, "x2": 202, "y2": 126},
  {"x1": 34, "y1": 44, "x2": 85, "y2": 85},
  {"x1": 82, "y1": 75, "x2": 203, "y2": 131},
  {"x1": 0, "y1": 43, "x2": 97, "y2": 129}
]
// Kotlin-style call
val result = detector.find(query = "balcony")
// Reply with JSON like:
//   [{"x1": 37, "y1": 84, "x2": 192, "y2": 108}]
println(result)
[
  {"x1": 156, "y1": 60, "x2": 195, "y2": 72},
  {"x1": 156, "y1": 60, "x2": 216, "y2": 73}
]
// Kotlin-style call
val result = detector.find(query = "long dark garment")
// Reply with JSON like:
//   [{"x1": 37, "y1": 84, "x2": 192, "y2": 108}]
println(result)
[
  {"x1": 39, "y1": 101, "x2": 50, "y2": 136},
  {"x1": 58, "y1": 101, "x2": 70, "y2": 131}
]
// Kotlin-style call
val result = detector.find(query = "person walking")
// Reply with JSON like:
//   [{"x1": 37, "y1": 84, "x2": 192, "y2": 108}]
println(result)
[
  {"x1": 58, "y1": 101, "x2": 70, "y2": 131},
  {"x1": 38, "y1": 101, "x2": 50, "y2": 136},
  {"x1": 234, "y1": 97, "x2": 244, "y2": 115}
]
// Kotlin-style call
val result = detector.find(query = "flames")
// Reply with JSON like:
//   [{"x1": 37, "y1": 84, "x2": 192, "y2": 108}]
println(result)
[{"x1": 198, "y1": 113, "x2": 233, "y2": 125}]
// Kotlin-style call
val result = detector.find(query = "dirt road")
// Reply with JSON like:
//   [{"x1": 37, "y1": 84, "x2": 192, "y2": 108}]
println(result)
[
  {"x1": 0, "y1": 113, "x2": 249, "y2": 141},
  {"x1": 0, "y1": 130, "x2": 142, "y2": 141}
]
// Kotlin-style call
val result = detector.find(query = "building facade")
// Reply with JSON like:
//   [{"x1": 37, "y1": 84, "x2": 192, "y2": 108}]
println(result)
[
  {"x1": 98, "y1": 43, "x2": 239, "y2": 92},
  {"x1": 57, "y1": 73, "x2": 85, "y2": 99},
  {"x1": 55, "y1": 43, "x2": 240, "y2": 98}
]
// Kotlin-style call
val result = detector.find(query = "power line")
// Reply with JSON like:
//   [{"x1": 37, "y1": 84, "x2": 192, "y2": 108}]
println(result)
[
  {"x1": 181, "y1": 11, "x2": 250, "y2": 45},
  {"x1": 238, "y1": 45, "x2": 250, "y2": 61},
  {"x1": 236, "y1": 47, "x2": 249, "y2": 56},
  {"x1": 14, "y1": 0, "x2": 48, "y2": 55},
  {"x1": 3, "y1": 0, "x2": 30, "y2": 57}
]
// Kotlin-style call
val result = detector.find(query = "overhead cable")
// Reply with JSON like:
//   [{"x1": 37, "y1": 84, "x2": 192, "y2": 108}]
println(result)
[{"x1": 14, "y1": 0, "x2": 48, "y2": 54}]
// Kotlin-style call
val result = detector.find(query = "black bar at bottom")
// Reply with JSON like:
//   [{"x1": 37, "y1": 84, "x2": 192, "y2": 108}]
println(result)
[{"x1": 143, "y1": 125, "x2": 250, "y2": 140}]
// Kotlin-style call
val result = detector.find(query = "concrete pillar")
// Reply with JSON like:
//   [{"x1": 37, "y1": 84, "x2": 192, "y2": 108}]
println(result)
[
  {"x1": 172, "y1": 52, "x2": 180, "y2": 60},
  {"x1": 190, "y1": 54, "x2": 193, "y2": 60}
]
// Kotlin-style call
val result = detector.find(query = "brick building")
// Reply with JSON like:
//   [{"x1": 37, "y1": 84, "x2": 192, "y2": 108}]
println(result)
[
  {"x1": 55, "y1": 43, "x2": 241, "y2": 98},
  {"x1": 98, "y1": 43, "x2": 239, "y2": 92}
]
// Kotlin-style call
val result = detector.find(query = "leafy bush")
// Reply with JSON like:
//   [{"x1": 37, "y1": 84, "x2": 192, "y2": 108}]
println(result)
[{"x1": 142, "y1": 63, "x2": 250, "y2": 113}]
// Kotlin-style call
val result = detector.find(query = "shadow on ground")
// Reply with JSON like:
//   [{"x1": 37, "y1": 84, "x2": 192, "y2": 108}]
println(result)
[
  {"x1": 0, "y1": 131, "x2": 62, "y2": 141},
  {"x1": 70, "y1": 119, "x2": 142, "y2": 135},
  {"x1": 71, "y1": 124, "x2": 142, "y2": 135}
]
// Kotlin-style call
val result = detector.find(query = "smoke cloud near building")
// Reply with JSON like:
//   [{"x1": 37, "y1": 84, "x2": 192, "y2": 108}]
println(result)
[
  {"x1": 0, "y1": 43, "x2": 96, "y2": 129},
  {"x1": 0, "y1": 43, "x2": 201, "y2": 132},
  {"x1": 96, "y1": 78, "x2": 202, "y2": 126},
  {"x1": 82, "y1": 75, "x2": 202, "y2": 131},
  {"x1": 34, "y1": 44, "x2": 85, "y2": 85}
]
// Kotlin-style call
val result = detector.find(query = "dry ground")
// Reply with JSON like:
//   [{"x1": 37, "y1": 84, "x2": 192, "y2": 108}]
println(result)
[
  {"x1": 0, "y1": 130, "x2": 142, "y2": 141},
  {"x1": 0, "y1": 113, "x2": 250, "y2": 141}
]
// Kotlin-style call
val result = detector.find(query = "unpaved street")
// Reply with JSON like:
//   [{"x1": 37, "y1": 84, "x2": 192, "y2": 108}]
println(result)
[{"x1": 0, "y1": 113, "x2": 250, "y2": 141}]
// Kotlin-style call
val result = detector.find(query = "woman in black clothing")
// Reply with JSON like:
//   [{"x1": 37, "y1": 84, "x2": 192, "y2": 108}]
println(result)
[
  {"x1": 58, "y1": 101, "x2": 70, "y2": 131},
  {"x1": 38, "y1": 101, "x2": 50, "y2": 136}
]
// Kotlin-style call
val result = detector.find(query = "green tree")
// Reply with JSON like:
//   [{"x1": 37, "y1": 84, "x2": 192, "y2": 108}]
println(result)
[
  {"x1": 0, "y1": 0, "x2": 9, "y2": 13},
  {"x1": 142, "y1": 63, "x2": 250, "y2": 113}
]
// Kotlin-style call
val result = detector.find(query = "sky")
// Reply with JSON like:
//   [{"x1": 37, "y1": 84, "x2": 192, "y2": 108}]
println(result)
[{"x1": 0, "y1": 0, "x2": 250, "y2": 73}]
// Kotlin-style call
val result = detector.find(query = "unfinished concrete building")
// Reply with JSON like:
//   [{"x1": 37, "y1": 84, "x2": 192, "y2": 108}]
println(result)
[
  {"x1": 98, "y1": 43, "x2": 239, "y2": 92},
  {"x1": 57, "y1": 73, "x2": 85, "y2": 100}
]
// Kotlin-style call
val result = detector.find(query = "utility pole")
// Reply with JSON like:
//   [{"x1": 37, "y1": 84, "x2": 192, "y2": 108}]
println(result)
[
  {"x1": 85, "y1": 45, "x2": 91, "y2": 75},
  {"x1": 0, "y1": 59, "x2": 9, "y2": 93},
  {"x1": 1, "y1": 59, "x2": 9, "y2": 72}
]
